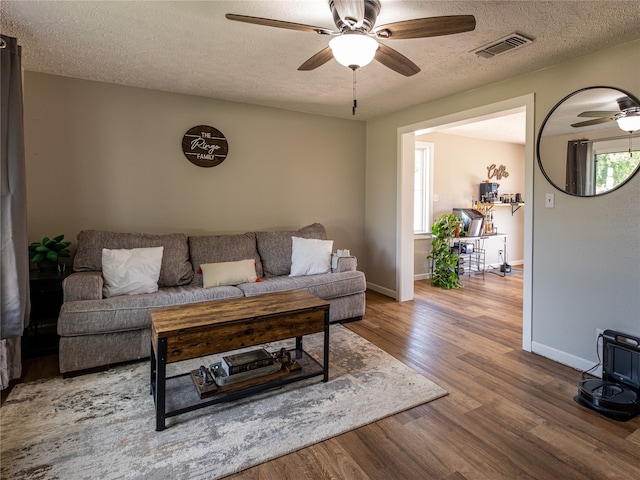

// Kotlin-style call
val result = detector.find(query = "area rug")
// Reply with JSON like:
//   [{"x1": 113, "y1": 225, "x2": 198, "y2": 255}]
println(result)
[{"x1": 1, "y1": 325, "x2": 447, "y2": 480}]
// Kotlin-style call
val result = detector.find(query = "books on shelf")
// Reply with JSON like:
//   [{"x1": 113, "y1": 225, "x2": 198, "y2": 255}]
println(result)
[{"x1": 221, "y1": 348, "x2": 275, "y2": 376}]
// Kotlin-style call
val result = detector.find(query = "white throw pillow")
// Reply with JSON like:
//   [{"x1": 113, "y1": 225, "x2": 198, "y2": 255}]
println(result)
[
  {"x1": 289, "y1": 236, "x2": 333, "y2": 276},
  {"x1": 201, "y1": 259, "x2": 258, "y2": 288},
  {"x1": 102, "y1": 247, "x2": 164, "y2": 298}
]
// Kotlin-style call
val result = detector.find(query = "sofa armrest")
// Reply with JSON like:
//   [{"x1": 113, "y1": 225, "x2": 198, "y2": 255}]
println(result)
[
  {"x1": 63, "y1": 272, "x2": 103, "y2": 302},
  {"x1": 332, "y1": 256, "x2": 357, "y2": 273}
]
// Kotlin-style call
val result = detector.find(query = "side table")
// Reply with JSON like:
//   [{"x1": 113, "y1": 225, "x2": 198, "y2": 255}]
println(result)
[{"x1": 23, "y1": 268, "x2": 72, "y2": 358}]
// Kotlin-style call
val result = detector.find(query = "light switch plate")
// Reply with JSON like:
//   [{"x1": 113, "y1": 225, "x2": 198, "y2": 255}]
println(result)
[{"x1": 545, "y1": 193, "x2": 555, "y2": 208}]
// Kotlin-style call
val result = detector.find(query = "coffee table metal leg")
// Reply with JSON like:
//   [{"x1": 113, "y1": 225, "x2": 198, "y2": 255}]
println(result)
[
  {"x1": 155, "y1": 338, "x2": 167, "y2": 431},
  {"x1": 295, "y1": 336, "x2": 302, "y2": 359},
  {"x1": 150, "y1": 341, "x2": 156, "y2": 395},
  {"x1": 323, "y1": 309, "x2": 329, "y2": 382}
]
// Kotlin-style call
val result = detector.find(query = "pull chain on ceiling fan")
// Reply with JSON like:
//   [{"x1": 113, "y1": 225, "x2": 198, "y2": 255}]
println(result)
[{"x1": 226, "y1": 0, "x2": 476, "y2": 114}]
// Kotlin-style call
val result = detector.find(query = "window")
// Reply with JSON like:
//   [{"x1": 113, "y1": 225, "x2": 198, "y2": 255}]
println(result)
[
  {"x1": 594, "y1": 149, "x2": 640, "y2": 194},
  {"x1": 414, "y1": 142, "x2": 434, "y2": 234}
]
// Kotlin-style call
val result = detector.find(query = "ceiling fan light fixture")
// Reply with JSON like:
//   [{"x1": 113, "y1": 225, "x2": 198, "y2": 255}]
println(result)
[
  {"x1": 329, "y1": 33, "x2": 378, "y2": 69},
  {"x1": 616, "y1": 109, "x2": 640, "y2": 132}
]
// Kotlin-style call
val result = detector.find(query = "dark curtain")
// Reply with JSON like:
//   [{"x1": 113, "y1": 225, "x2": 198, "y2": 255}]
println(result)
[
  {"x1": 565, "y1": 139, "x2": 589, "y2": 195},
  {"x1": 1, "y1": 35, "x2": 29, "y2": 388}
]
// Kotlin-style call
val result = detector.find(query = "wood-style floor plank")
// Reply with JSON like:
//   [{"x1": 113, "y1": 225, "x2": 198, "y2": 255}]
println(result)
[
  {"x1": 232, "y1": 272, "x2": 640, "y2": 479},
  {"x1": 4, "y1": 271, "x2": 640, "y2": 479}
]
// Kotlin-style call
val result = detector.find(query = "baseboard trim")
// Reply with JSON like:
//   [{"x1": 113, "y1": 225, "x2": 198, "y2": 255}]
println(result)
[
  {"x1": 486, "y1": 259, "x2": 524, "y2": 270},
  {"x1": 531, "y1": 341, "x2": 602, "y2": 378},
  {"x1": 366, "y1": 282, "x2": 397, "y2": 300}
]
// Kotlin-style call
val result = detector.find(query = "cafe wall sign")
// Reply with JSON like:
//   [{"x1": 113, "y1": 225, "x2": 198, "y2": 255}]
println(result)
[
  {"x1": 182, "y1": 125, "x2": 229, "y2": 168},
  {"x1": 487, "y1": 163, "x2": 509, "y2": 180}
]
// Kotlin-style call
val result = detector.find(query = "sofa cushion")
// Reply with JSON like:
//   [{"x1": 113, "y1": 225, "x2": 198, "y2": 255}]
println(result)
[
  {"x1": 189, "y1": 233, "x2": 263, "y2": 285},
  {"x1": 101, "y1": 247, "x2": 164, "y2": 297},
  {"x1": 201, "y1": 259, "x2": 258, "y2": 288},
  {"x1": 58, "y1": 285, "x2": 244, "y2": 336},
  {"x1": 255, "y1": 223, "x2": 327, "y2": 277},
  {"x1": 237, "y1": 270, "x2": 365, "y2": 300},
  {"x1": 73, "y1": 230, "x2": 193, "y2": 287}
]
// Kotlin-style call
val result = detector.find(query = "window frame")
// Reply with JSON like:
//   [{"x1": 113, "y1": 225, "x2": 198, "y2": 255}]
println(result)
[{"x1": 413, "y1": 141, "x2": 434, "y2": 235}]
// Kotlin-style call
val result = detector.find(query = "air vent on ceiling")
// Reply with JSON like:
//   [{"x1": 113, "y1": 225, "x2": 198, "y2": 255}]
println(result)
[{"x1": 473, "y1": 33, "x2": 534, "y2": 59}]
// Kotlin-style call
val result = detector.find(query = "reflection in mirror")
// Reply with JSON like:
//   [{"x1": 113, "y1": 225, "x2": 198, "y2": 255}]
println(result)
[{"x1": 537, "y1": 86, "x2": 640, "y2": 196}]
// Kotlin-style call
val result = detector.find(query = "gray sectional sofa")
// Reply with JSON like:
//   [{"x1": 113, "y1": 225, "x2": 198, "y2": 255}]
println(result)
[{"x1": 57, "y1": 223, "x2": 366, "y2": 374}]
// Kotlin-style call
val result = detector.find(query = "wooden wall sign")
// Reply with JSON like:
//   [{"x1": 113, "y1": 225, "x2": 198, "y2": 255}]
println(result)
[
  {"x1": 487, "y1": 163, "x2": 509, "y2": 180},
  {"x1": 182, "y1": 125, "x2": 229, "y2": 168}
]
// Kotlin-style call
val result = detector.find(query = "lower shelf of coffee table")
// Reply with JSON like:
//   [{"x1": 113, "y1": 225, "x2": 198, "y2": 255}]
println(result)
[
  {"x1": 190, "y1": 353, "x2": 316, "y2": 399},
  {"x1": 161, "y1": 350, "x2": 324, "y2": 417}
]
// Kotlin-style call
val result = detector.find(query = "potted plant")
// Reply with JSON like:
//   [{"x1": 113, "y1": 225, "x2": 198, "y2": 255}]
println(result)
[
  {"x1": 29, "y1": 234, "x2": 71, "y2": 271},
  {"x1": 428, "y1": 213, "x2": 463, "y2": 289}
]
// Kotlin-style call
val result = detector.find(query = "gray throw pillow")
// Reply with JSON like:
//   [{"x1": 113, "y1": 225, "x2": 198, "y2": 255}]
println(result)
[{"x1": 73, "y1": 230, "x2": 194, "y2": 287}]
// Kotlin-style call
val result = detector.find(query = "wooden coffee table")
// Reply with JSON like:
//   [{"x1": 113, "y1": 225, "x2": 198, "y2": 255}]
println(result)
[{"x1": 150, "y1": 290, "x2": 330, "y2": 431}]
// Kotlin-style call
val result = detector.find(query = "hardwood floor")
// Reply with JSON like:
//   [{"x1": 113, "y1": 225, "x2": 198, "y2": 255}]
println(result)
[
  {"x1": 229, "y1": 272, "x2": 640, "y2": 479},
  {"x1": 4, "y1": 272, "x2": 640, "y2": 478}
]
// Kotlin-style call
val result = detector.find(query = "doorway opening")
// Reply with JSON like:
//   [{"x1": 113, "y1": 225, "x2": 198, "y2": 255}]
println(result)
[{"x1": 397, "y1": 94, "x2": 535, "y2": 351}]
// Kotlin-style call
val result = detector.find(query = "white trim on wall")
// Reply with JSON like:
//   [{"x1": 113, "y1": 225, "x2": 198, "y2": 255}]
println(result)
[
  {"x1": 396, "y1": 131, "x2": 416, "y2": 302},
  {"x1": 532, "y1": 341, "x2": 602, "y2": 378},
  {"x1": 366, "y1": 281, "x2": 398, "y2": 299}
]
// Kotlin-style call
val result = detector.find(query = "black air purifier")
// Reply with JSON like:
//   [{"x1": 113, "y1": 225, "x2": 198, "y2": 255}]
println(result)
[{"x1": 575, "y1": 330, "x2": 640, "y2": 421}]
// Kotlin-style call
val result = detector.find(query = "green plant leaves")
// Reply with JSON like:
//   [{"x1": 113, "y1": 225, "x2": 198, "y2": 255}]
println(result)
[
  {"x1": 428, "y1": 214, "x2": 463, "y2": 289},
  {"x1": 28, "y1": 234, "x2": 71, "y2": 264}
]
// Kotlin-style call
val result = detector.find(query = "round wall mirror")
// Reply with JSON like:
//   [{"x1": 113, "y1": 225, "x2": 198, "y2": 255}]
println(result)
[{"x1": 537, "y1": 86, "x2": 640, "y2": 196}]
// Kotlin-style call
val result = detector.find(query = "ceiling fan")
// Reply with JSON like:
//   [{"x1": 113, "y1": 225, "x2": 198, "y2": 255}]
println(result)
[
  {"x1": 572, "y1": 96, "x2": 640, "y2": 132},
  {"x1": 226, "y1": 0, "x2": 476, "y2": 77}
]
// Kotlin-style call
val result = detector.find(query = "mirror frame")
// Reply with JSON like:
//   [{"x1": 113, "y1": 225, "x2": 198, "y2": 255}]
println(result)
[{"x1": 537, "y1": 86, "x2": 640, "y2": 197}]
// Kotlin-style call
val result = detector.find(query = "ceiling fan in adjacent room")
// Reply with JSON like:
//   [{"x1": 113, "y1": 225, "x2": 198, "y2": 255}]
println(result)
[
  {"x1": 226, "y1": 0, "x2": 476, "y2": 77},
  {"x1": 572, "y1": 96, "x2": 640, "y2": 133}
]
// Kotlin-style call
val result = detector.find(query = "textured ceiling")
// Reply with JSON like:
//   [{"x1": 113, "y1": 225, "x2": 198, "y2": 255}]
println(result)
[{"x1": 2, "y1": 1, "x2": 640, "y2": 122}]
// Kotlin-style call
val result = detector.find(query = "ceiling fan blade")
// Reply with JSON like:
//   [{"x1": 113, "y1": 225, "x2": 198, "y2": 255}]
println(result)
[
  {"x1": 571, "y1": 117, "x2": 614, "y2": 128},
  {"x1": 577, "y1": 110, "x2": 619, "y2": 118},
  {"x1": 298, "y1": 47, "x2": 334, "y2": 71},
  {"x1": 225, "y1": 14, "x2": 332, "y2": 35},
  {"x1": 332, "y1": 0, "x2": 365, "y2": 28},
  {"x1": 375, "y1": 43, "x2": 420, "y2": 77},
  {"x1": 374, "y1": 15, "x2": 476, "y2": 40}
]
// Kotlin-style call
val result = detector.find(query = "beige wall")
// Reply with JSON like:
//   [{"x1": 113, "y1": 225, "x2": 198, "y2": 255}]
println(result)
[
  {"x1": 23, "y1": 73, "x2": 367, "y2": 264},
  {"x1": 366, "y1": 39, "x2": 640, "y2": 370},
  {"x1": 414, "y1": 132, "x2": 525, "y2": 273}
]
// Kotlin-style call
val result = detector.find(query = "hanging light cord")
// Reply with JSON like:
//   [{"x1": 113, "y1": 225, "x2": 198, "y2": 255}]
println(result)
[{"x1": 352, "y1": 67, "x2": 357, "y2": 116}]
